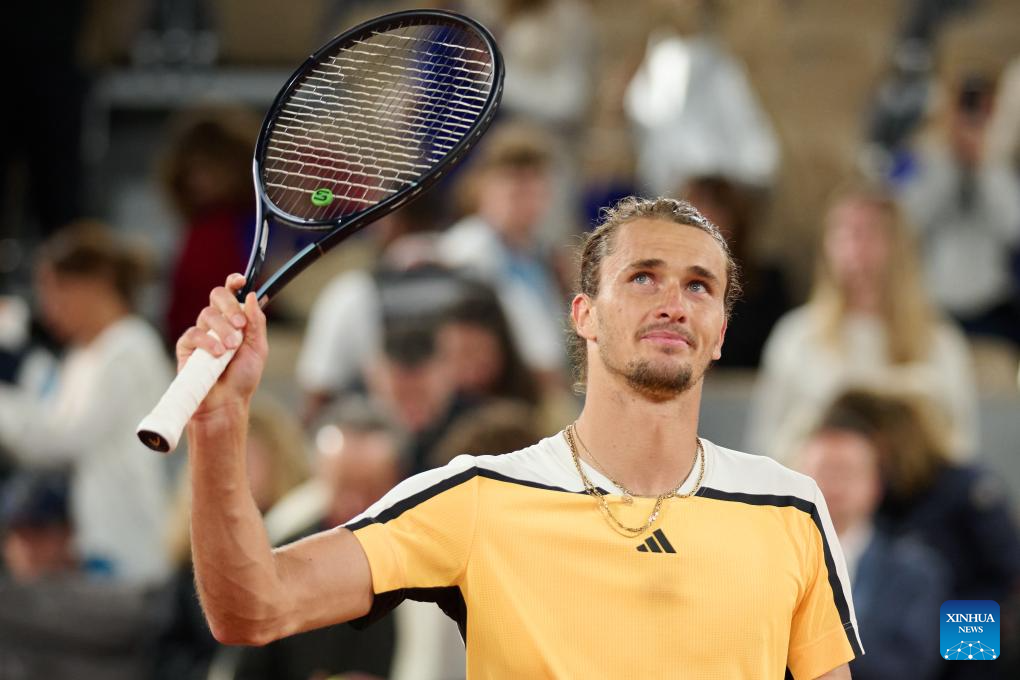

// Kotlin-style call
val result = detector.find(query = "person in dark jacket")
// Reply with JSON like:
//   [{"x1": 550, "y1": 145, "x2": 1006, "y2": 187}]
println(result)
[
  {"x1": 800, "y1": 402, "x2": 950, "y2": 680},
  {"x1": 809, "y1": 388, "x2": 1020, "y2": 680}
]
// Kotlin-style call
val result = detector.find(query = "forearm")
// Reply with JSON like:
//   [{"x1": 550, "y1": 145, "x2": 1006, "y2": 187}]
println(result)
[{"x1": 188, "y1": 402, "x2": 291, "y2": 645}]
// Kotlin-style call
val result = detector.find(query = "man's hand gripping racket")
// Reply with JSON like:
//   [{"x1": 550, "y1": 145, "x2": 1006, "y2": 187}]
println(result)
[{"x1": 137, "y1": 10, "x2": 504, "y2": 452}]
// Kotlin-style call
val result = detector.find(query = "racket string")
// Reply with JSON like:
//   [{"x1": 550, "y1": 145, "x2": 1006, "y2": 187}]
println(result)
[
  {"x1": 264, "y1": 20, "x2": 495, "y2": 221},
  {"x1": 332, "y1": 48, "x2": 491, "y2": 90},
  {"x1": 348, "y1": 38, "x2": 492, "y2": 71},
  {"x1": 281, "y1": 95, "x2": 471, "y2": 141},
  {"x1": 270, "y1": 127, "x2": 434, "y2": 168},
  {"x1": 314, "y1": 23, "x2": 422, "y2": 217},
  {"x1": 274, "y1": 109, "x2": 458, "y2": 155},
  {"x1": 278, "y1": 24, "x2": 439, "y2": 216}
]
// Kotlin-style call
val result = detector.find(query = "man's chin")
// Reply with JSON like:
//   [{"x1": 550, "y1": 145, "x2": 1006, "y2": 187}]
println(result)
[{"x1": 623, "y1": 360, "x2": 695, "y2": 398}]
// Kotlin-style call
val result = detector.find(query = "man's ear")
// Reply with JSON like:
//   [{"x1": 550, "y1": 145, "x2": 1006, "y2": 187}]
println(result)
[
  {"x1": 571, "y1": 293, "x2": 597, "y2": 342},
  {"x1": 712, "y1": 316, "x2": 728, "y2": 361}
]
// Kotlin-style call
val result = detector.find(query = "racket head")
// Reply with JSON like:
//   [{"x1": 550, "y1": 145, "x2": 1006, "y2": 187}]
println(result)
[{"x1": 254, "y1": 9, "x2": 504, "y2": 233}]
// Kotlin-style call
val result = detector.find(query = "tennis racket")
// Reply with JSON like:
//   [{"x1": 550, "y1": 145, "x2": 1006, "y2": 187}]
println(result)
[{"x1": 137, "y1": 9, "x2": 504, "y2": 452}]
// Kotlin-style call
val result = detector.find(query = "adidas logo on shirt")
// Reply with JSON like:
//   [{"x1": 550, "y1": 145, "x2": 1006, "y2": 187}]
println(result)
[{"x1": 636, "y1": 529, "x2": 676, "y2": 554}]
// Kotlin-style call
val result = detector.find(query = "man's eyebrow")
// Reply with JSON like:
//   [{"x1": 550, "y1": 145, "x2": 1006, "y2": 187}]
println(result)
[
  {"x1": 626, "y1": 258, "x2": 666, "y2": 270},
  {"x1": 689, "y1": 265, "x2": 721, "y2": 283}
]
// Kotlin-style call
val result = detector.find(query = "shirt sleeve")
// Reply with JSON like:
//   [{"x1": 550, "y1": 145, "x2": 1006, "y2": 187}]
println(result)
[
  {"x1": 787, "y1": 482, "x2": 863, "y2": 679},
  {"x1": 345, "y1": 456, "x2": 479, "y2": 626}
]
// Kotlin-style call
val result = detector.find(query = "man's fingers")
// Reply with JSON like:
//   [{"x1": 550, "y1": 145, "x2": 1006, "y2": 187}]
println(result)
[
  {"x1": 209, "y1": 285, "x2": 247, "y2": 330},
  {"x1": 197, "y1": 307, "x2": 243, "y2": 350},
  {"x1": 243, "y1": 293, "x2": 265, "y2": 336},
  {"x1": 177, "y1": 325, "x2": 226, "y2": 361}
]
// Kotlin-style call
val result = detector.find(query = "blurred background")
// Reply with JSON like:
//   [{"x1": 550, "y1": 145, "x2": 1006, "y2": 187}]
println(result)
[{"x1": 1, "y1": 0, "x2": 1019, "y2": 679}]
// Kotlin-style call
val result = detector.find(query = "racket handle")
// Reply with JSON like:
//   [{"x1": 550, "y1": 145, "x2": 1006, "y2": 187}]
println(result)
[{"x1": 136, "y1": 330, "x2": 237, "y2": 453}]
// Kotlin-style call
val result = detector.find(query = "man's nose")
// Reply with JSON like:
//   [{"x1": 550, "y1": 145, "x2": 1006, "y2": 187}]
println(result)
[{"x1": 655, "y1": 280, "x2": 687, "y2": 320}]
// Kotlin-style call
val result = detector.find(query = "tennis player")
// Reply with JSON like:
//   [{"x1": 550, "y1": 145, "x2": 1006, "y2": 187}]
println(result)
[{"x1": 182, "y1": 197, "x2": 861, "y2": 678}]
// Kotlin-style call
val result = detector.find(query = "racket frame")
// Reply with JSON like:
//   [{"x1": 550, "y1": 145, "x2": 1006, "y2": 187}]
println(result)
[
  {"x1": 137, "y1": 9, "x2": 504, "y2": 453},
  {"x1": 243, "y1": 8, "x2": 505, "y2": 305}
]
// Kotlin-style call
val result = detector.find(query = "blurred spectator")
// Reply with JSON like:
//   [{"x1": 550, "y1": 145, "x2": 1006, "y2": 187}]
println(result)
[
  {"x1": 798, "y1": 395, "x2": 949, "y2": 680},
  {"x1": 159, "y1": 106, "x2": 260, "y2": 346},
  {"x1": 0, "y1": 296, "x2": 58, "y2": 485},
  {"x1": 985, "y1": 56, "x2": 1020, "y2": 172},
  {"x1": 1, "y1": 470, "x2": 76, "y2": 581},
  {"x1": 899, "y1": 74, "x2": 1020, "y2": 345},
  {"x1": 155, "y1": 397, "x2": 310, "y2": 680},
  {"x1": 295, "y1": 204, "x2": 447, "y2": 424},
  {"x1": 748, "y1": 186, "x2": 977, "y2": 459},
  {"x1": 366, "y1": 318, "x2": 466, "y2": 474},
  {"x1": 437, "y1": 121, "x2": 567, "y2": 385},
  {"x1": 812, "y1": 389, "x2": 1020, "y2": 680},
  {"x1": 0, "y1": 470, "x2": 162, "y2": 680},
  {"x1": 849, "y1": 389, "x2": 1020, "y2": 604},
  {"x1": 624, "y1": 28, "x2": 779, "y2": 196},
  {"x1": 230, "y1": 402, "x2": 401, "y2": 680},
  {"x1": 436, "y1": 280, "x2": 540, "y2": 405},
  {"x1": 469, "y1": 0, "x2": 595, "y2": 131},
  {"x1": 0, "y1": 222, "x2": 172, "y2": 584},
  {"x1": 430, "y1": 400, "x2": 542, "y2": 469},
  {"x1": 0, "y1": 295, "x2": 57, "y2": 391},
  {"x1": 681, "y1": 175, "x2": 791, "y2": 367}
]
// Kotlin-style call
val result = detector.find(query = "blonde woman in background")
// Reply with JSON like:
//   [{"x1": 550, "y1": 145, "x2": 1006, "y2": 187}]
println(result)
[{"x1": 748, "y1": 185, "x2": 978, "y2": 460}]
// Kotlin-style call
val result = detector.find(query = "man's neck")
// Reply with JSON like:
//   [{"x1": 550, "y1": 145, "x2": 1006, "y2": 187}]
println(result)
[{"x1": 573, "y1": 370, "x2": 703, "y2": 496}]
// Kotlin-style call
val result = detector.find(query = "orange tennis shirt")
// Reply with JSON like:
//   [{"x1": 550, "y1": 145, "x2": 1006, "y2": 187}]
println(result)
[{"x1": 346, "y1": 434, "x2": 863, "y2": 679}]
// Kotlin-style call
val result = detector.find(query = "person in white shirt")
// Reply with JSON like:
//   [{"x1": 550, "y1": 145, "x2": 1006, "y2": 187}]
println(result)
[
  {"x1": 436, "y1": 122, "x2": 568, "y2": 385},
  {"x1": 0, "y1": 222, "x2": 173, "y2": 584},
  {"x1": 748, "y1": 186, "x2": 978, "y2": 460}
]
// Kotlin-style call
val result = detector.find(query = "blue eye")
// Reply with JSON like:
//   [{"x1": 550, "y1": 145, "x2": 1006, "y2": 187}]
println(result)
[
  {"x1": 688, "y1": 280, "x2": 708, "y2": 293},
  {"x1": 632, "y1": 272, "x2": 652, "y2": 284}
]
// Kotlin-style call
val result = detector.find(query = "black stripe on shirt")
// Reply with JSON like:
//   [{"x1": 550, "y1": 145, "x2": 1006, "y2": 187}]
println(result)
[
  {"x1": 345, "y1": 467, "x2": 601, "y2": 532},
  {"x1": 698, "y1": 486, "x2": 864, "y2": 658},
  {"x1": 350, "y1": 585, "x2": 468, "y2": 641}
]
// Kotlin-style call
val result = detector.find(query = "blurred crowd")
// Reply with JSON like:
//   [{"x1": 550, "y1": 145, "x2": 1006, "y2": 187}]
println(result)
[{"x1": 2, "y1": 1, "x2": 1020, "y2": 679}]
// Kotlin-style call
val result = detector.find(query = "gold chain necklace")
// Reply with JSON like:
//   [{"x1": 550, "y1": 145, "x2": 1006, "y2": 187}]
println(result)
[
  {"x1": 572, "y1": 427, "x2": 693, "y2": 505},
  {"x1": 564, "y1": 424, "x2": 705, "y2": 537}
]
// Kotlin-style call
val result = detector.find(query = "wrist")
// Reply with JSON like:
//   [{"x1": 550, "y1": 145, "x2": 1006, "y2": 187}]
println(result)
[{"x1": 189, "y1": 399, "x2": 251, "y2": 437}]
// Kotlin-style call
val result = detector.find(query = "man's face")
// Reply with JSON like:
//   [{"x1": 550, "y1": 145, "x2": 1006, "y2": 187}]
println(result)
[{"x1": 573, "y1": 218, "x2": 728, "y2": 399}]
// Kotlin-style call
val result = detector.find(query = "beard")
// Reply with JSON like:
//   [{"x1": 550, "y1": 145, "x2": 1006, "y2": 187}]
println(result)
[
  {"x1": 625, "y1": 358, "x2": 694, "y2": 396},
  {"x1": 598, "y1": 339, "x2": 700, "y2": 399}
]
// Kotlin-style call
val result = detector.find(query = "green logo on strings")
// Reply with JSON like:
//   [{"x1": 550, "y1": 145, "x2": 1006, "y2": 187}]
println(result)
[{"x1": 311, "y1": 188, "x2": 334, "y2": 206}]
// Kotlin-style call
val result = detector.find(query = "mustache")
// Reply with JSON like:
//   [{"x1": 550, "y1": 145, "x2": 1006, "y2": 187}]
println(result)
[{"x1": 636, "y1": 323, "x2": 696, "y2": 348}]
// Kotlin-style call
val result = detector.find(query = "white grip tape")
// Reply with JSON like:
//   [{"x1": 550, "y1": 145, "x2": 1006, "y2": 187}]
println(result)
[{"x1": 136, "y1": 330, "x2": 237, "y2": 453}]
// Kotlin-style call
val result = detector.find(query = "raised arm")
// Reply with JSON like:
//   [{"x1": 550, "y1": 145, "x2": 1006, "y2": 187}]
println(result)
[{"x1": 184, "y1": 274, "x2": 374, "y2": 645}]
